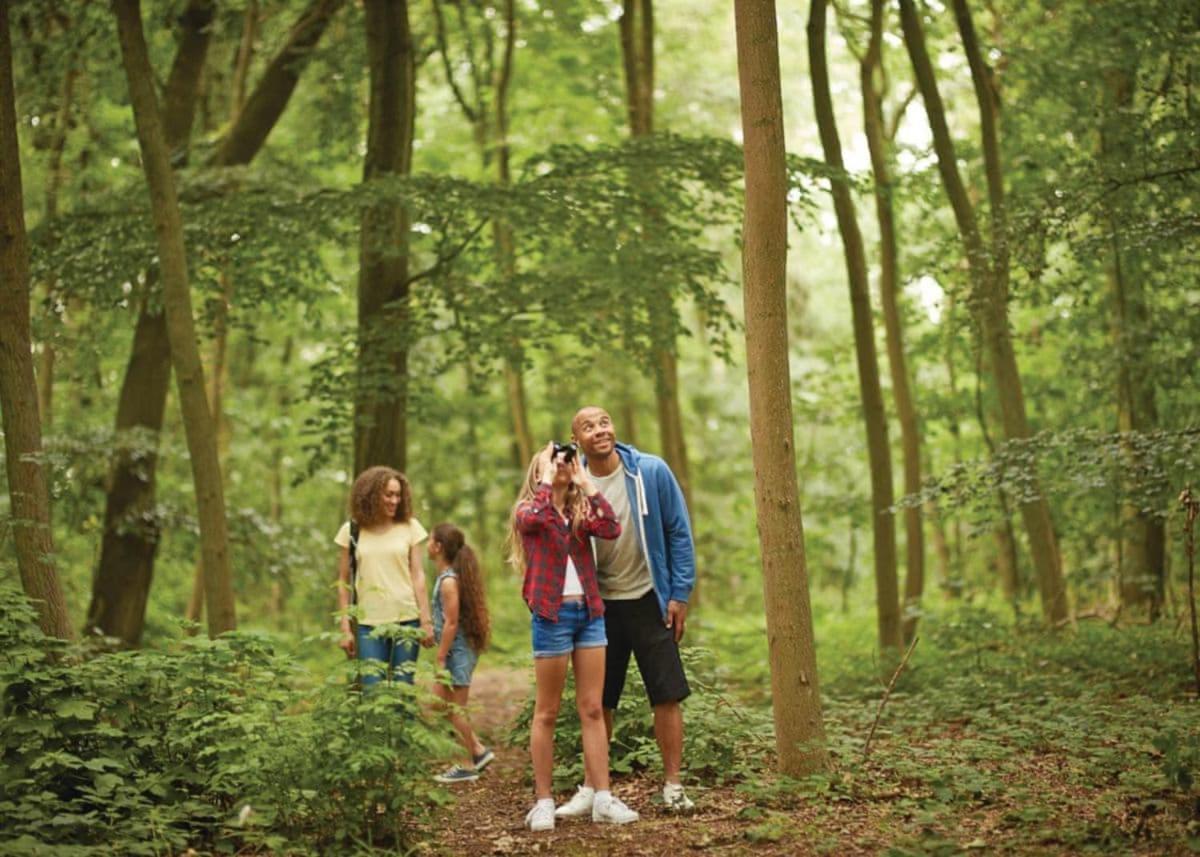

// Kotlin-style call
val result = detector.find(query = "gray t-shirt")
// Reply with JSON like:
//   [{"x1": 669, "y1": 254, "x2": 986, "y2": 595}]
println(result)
[{"x1": 590, "y1": 464, "x2": 653, "y2": 600}]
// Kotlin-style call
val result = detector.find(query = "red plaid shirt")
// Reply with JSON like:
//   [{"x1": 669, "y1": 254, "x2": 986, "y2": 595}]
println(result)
[{"x1": 516, "y1": 484, "x2": 620, "y2": 621}]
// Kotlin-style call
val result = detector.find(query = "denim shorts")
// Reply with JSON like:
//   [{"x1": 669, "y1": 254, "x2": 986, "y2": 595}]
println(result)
[
  {"x1": 444, "y1": 640, "x2": 479, "y2": 687},
  {"x1": 531, "y1": 601, "x2": 606, "y2": 658}
]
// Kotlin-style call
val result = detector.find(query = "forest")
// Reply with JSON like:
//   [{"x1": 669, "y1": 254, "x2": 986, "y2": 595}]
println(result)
[{"x1": 1, "y1": 0, "x2": 1198, "y2": 853}]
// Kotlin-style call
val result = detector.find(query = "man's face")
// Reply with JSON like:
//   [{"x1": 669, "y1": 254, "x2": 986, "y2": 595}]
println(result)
[{"x1": 572, "y1": 408, "x2": 616, "y2": 459}]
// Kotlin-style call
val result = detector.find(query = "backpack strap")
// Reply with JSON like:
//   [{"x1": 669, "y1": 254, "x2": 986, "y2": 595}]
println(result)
[{"x1": 349, "y1": 521, "x2": 360, "y2": 608}]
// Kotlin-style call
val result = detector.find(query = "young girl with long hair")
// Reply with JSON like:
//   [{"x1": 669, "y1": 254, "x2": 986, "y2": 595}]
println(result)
[
  {"x1": 335, "y1": 466, "x2": 434, "y2": 685},
  {"x1": 510, "y1": 443, "x2": 639, "y2": 831},
  {"x1": 428, "y1": 522, "x2": 495, "y2": 783}
]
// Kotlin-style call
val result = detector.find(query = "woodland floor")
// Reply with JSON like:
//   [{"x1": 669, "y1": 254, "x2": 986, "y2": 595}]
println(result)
[{"x1": 418, "y1": 664, "x2": 1200, "y2": 857}]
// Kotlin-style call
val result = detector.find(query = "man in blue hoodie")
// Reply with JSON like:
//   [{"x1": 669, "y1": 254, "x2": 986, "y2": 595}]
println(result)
[{"x1": 554, "y1": 405, "x2": 696, "y2": 816}]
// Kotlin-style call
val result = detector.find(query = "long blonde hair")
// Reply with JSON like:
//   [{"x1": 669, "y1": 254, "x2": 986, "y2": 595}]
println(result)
[{"x1": 506, "y1": 452, "x2": 595, "y2": 572}]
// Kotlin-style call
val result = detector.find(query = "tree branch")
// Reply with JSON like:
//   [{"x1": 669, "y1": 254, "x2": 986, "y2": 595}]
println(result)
[
  {"x1": 863, "y1": 635, "x2": 918, "y2": 758},
  {"x1": 430, "y1": 0, "x2": 478, "y2": 123}
]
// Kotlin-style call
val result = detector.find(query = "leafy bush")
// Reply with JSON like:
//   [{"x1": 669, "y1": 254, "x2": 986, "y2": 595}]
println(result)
[
  {"x1": 0, "y1": 585, "x2": 457, "y2": 855},
  {"x1": 508, "y1": 646, "x2": 772, "y2": 791}
]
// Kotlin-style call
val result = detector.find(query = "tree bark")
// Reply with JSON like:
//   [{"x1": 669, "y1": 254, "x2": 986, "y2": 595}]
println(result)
[
  {"x1": 36, "y1": 62, "x2": 77, "y2": 432},
  {"x1": 89, "y1": 0, "x2": 213, "y2": 645},
  {"x1": 214, "y1": 0, "x2": 345, "y2": 166},
  {"x1": 619, "y1": 0, "x2": 695, "y2": 520},
  {"x1": 114, "y1": 0, "x2": 236, "y2": 637},
  {"x1": 354, "y1": 0, "x2": 416, "y2": 473},
  {"x1": 975, "y1": 345, "x2": 1021, "y2": 601},
  {"x1": 92, "y1": 0, "x2": 339, "y2": 644},
  {"x1": 898, "y1": 0, "x2": 1067, "y2": 623},
  {"x1": 491, "y1": 0, "x2": 534, "y2": 469},
  {"x1": 230, "y1": 0, "x2": 258, "y2": 120},
  {"x1": 860, "y1": 0, "x2": 924, "y2": 643},
  {"x1": 809, "y1": 0, "x2": 901, "y2": 659},
  {"x1": 734, "y1": 0, "x2": 828, "y2": 776},
  {"x1": 184, "y1": 267, "x2": 234, "y2": 626},
  {"x1": 0, "y1": 0, "x2": 74, "y2": 640},
  {"x1": 1102, "y1": 69, "x2": 1165, "y2": 616}
]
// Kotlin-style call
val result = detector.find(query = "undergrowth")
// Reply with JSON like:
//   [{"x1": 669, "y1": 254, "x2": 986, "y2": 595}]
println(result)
[{"x1": 0, "y1": 585, "x2": 458, "y2": 856}]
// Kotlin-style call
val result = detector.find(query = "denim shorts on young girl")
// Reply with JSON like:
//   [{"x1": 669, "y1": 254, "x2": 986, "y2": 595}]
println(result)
[
  {"x1": 443, "y1": 638, "x2": 479, "y2": 687},
  {"x1": 530, "y1": 601, "x2": 607, "y2": 658}
]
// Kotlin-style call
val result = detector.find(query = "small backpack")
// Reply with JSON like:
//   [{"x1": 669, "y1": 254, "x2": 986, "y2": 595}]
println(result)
[{"x1": 348, "y1": 521, "x2": 360, "y2": 608}]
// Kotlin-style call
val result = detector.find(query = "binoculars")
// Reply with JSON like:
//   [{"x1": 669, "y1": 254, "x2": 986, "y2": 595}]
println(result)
[{"x1": 552, "y1": 442, "x2": 578, "y2": 463}]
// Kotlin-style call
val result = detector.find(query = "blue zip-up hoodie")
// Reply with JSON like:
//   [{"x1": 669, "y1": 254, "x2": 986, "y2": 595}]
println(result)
[{"x1": 589, "y1": 442, "x2": 695, "y2": 618}]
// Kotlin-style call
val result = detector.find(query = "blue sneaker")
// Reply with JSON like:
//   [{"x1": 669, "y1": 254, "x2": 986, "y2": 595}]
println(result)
[
  {"x1": 472, "y1": 747, "x2": 495, "y2": 771},
  {"x1": 435, "y1": 765, "x2": 480, "y2": 784}
]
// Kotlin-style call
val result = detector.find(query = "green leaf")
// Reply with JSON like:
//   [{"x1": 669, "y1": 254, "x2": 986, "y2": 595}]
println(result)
[{"x1": 55, "y1": 699, "x2": 97, "y2": 720}]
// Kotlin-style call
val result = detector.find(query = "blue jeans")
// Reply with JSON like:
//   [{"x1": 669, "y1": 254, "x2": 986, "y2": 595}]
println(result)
[
  {"x1": 356, "y1": 621, "x2": 420, "y2": 686},
  {"x1": 531, "y1": 601, "x2": 607, "y2": 658}
]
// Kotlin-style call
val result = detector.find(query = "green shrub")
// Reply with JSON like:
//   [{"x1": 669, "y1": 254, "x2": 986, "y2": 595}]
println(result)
[{"x1": 0, "y1": 585, "x2": 456, "y2": 855}]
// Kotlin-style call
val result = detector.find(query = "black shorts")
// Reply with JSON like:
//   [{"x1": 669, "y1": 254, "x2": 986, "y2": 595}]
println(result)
[{"x1": 602, "y1": 590, "x2": 690, "y2": 709}]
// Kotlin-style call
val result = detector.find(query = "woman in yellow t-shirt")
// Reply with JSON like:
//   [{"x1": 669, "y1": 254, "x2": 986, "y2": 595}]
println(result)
[{"x1": 335, "y1": 466, "x2": 434, "y2": 685}]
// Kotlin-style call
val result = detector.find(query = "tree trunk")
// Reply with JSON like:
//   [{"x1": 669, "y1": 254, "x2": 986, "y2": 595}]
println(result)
[
  {"x1": 184, "y1": 267, "x2": 234, "y2": 626},
  {"x1": 975, "y1": 345, "x2": 1022, "y2": 601},
  {"x1": 898, "y1": 0, "x2": 1067, "y2": 623},
  {"x1": 491, "y1": 0, "x2": 534, "y2": 469},
  {"x1": 92, "y1": 0, "x2": 338, "y2": 644},
  {"x1": 860, "y1": 0, "x2": 924, "y2": 643},
  {"x1": 230, "y1": 0, "x2": 258, "y2": 120},
  {"x1": 89, "y1": 0, "x2": 212, "y2": 645},
  {"x1": 1109, "y1": 235, "x2": 1165, "y2": 614},
  {"x1": 809, "y1": 0, "x2": 901, "y2": 659},
  {"x1": 354, "y1": 0, "x2": 416, "y2": 473},
  {"x1": 734, "y1": 0, "x2": 828, "y2": 776},
  {"x1": 36, "y1": 63, "x2": 76, "y2": 432},
  {"x1": 114, "y1": 0, "x2": 236, "y2": 637},
  {"x1": 619, "y1": 0, "x2": 694, "y2": 515},
  {"x1": 1102, "y1": 69, "x2": 1165, "y2": 617},
  {"x1": 0, "y1": 0, "x2": 74, "y2": 640},
  {"x1": 214, "y1": 0, "x2": 345, "y2": 166}
]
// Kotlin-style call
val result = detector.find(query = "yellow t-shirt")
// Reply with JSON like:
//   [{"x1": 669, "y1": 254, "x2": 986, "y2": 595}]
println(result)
[{"x1": 334, "y1": 519, "x2": 428, "y2": 625}]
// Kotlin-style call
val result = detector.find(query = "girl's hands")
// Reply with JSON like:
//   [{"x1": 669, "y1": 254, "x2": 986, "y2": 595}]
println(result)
[
  {"x1": 569, "y1": 457, "x2": 597, "y2": 496},
  {"x1": 537, "y1": 442, "x2": 557, "y2": 485}
]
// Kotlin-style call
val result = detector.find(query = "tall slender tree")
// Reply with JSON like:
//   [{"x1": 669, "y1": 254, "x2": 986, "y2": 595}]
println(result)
[
  {"x1": 618, "y1": 0, "x2": 695, "y2": 525},
  {"x1": 34, "y1": 34, "x2": 77, "y2": 432},
  {"x1": 859, "y1": 0, "x2": 925, "y2": 642},
  {"x1": 734, "y1": 0, "x2": 827, "y2": 775},
  {"x1": 0, "y1": 0, "x2": 74, "y2": 640},
  {"x1": 354, "y1": 0, "x2": 416, "y2": 473},
  {"x1": 898, "y1": 0, "x2": 1068, "y2": 623},
  {"x1": 87, "y1": 0, "x2": 214, "y2": 645},
  {"x1": 809, "y1": 0, "x2": 901, "y2": 658},
  {"x1": 113, "y1": 0, "x2": 236, "y2": 637},
  {"x1": 1101, "y1": 68, "x2": 1165, "y2": 615},
  {"x1": 90, "y1": 0, "x2": 344, "y2": 644},
  {"x1": 430, "y1": 0, "x2": 533, "y2": 469}
]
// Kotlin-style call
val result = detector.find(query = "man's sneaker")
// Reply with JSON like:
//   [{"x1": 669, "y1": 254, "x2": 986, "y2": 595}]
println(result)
[
  {"x1": 592, "y1": 794, "x2": 639, "y2": 824},
  {"x1": 472, "y1": 747, "x2": 495, "y2": 771},
  {"x1": 663, "y1": 782, "x2": 695, "y2": 812},
  {"x1": 525, "y1": 801, "x2": 555, "y2": 832},
  {"x1": 434, "y1": 764, "x2": 479, "y2": 784},
  {"x1": 554, "y1": 785, "x2": 595, "y2": 818}
]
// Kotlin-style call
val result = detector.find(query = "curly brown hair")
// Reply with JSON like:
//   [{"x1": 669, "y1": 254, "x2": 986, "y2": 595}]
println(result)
[
  {"x1": 348, "y1": 466, "x2": 413, "y2": 527},
  {"x1": 430, "y1": 523, "x2": 490, "y2": 653}
]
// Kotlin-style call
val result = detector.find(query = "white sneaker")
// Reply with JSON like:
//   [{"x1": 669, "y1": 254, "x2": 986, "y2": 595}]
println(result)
[
  {"x1": 663, "y1": 782, "x2": 695, "y2": 812},
  {"x1": 554, "y1": 785, "x2": 595, "y2": 818},
  {"x1": 525, "y1": 801, "x2": 555, "y2": 832},
  {"x1": 592, "y1": 794, "x2": 639, "y2": 824}
]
